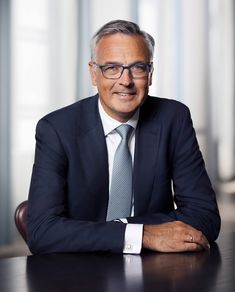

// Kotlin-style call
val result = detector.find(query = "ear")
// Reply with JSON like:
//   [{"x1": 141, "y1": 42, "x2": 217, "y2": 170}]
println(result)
[
  {"x1": 89, "y1": 62, "x2": 98, "y2": 86},
  {"x1": 148, "y1": 66, "x2": 154, "y2": 86}
]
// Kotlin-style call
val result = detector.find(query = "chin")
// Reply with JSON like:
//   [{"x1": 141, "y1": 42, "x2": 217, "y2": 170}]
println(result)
[
  {"x1": 115, "y1": 109, "x2": 137, "y2": 121},
  {"x1": 116, "y1": 100, "x2": 140, "y2": 110}
]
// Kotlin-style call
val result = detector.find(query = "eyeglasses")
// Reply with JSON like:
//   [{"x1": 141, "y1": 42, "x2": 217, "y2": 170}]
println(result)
[{"x1": 92, "y1": 62, "x2": 153, "y2": 79}]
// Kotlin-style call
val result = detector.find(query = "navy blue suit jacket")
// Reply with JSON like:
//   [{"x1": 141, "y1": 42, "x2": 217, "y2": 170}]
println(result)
[{"x1": 28, "y1": 95, "x2": 220, "y2": 254}]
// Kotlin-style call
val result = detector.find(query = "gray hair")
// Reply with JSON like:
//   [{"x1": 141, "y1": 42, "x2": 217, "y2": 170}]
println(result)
[{"x1": 90, "y1": 19, "x2": 155, "y2": 61}]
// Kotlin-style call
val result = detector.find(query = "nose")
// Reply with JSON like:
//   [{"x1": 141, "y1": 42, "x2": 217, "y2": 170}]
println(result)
[{"x1": 118, "y1": 68, "x2": 134, "y2": 86}]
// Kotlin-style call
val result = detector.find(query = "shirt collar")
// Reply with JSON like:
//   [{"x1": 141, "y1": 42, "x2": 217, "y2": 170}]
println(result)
[{"x1": 98, "y1": 99, "x2": 139, "y2": 136}]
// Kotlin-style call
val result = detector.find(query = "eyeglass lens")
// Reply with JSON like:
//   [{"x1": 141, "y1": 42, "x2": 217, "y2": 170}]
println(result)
[{"x1": 101, "y1": 63, "x2": 151, "y2": 79}]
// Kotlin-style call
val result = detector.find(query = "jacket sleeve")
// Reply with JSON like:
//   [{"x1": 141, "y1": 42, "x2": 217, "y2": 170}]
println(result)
[
  {"x1": 128, "y1": 105, "x2": 221, "y2": 242},
  {"x1": 27, "y1": 118, "x2": 126, "y2": 254}
]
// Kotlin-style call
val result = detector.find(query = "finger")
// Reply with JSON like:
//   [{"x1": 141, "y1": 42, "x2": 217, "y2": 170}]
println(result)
[
  {"x1": 183, "y1": 242, "x2": 205, "y2": 252},
  {"x1": 172, "y1": 241, "x2": 204, "y2": 252},
  {"x1": 185, "y1": 232, "x2": 210, "y2": 250}
]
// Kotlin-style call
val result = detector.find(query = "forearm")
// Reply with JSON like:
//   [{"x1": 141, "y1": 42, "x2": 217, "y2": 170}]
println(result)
[{"x1": 28, "y1": 216, "x2": 126, "y2": 254}]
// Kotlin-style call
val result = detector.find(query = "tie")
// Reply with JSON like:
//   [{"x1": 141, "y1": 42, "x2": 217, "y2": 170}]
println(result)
[{"x1": 106, "y1": 124, "x2": 133, "y2": 221}]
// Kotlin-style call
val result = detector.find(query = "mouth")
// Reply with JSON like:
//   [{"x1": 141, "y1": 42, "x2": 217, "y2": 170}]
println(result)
[{"x1": 114, "y1": 92, "x2": 137, "y2": 98}]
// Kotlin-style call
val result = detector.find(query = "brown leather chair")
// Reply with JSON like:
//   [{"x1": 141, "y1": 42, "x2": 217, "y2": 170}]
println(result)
[{"x1": 14, "y1": 200, "x2": 28, "y2": 243}]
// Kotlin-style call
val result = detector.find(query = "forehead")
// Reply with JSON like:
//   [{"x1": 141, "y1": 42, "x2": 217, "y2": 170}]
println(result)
[{"x1": 95, "y1": 33, "x2": 150, "y2": 63}]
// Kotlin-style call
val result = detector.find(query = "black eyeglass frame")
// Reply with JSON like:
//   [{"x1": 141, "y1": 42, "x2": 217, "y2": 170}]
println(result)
[{"x1": 92, "y1": 62, "x2": 153, "y2": 79}]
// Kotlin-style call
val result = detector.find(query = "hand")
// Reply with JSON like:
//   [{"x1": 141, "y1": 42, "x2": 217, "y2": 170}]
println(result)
[{"x1": 142, "y1": 221, "x2": 210, "y2": 252}]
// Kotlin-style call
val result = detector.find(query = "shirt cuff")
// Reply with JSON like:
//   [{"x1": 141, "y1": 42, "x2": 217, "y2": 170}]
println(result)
[{"x1": 123, "y1": 224, "x2": 143, "y2": 254}]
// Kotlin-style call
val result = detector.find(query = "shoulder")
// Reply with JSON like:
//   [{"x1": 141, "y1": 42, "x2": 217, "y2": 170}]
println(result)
[
  {"x1": 147, "y1": 96, "x2": 189, "y2": 113},
  {"x1": 42, "y1": 95, "x2": 98, "y2": 122},
  {"x1": 35, "y1": 94, "x2": 99, "y2": 136},
  {"x1": 141, "y1": 96, "x2": 191, "y2": 122}
]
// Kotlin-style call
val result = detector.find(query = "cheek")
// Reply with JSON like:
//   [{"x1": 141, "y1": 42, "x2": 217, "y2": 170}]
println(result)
[
  {"x1": 97, "y1": 80, "x2": 116, "y2": 92},
  {"x1": 137, "y1": 81, "x2": 150, "y2": 94}
]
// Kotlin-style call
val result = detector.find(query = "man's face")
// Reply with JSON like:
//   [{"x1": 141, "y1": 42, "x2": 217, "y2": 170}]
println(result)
[{"x1": 89, "y1": 33, "x2": 153, "y2": 122}]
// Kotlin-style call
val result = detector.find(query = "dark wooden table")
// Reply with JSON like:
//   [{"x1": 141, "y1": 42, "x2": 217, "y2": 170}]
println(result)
[{"x1": 0, "y1": 228, "x2": 234, "y2": 292}]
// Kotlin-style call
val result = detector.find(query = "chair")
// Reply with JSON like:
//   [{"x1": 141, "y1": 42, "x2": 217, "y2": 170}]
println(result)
[{"x1": 14, "y1": 200, "x2": 28, "y2": 243}]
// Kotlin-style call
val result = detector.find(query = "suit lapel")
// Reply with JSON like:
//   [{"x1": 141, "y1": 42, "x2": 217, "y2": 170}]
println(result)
[
  {"x1": 133, "y1": 98, "x2": 161, "y2": 216},
  {"x1": 76, "y1": 95, "x2": 109, "y2": 218}
]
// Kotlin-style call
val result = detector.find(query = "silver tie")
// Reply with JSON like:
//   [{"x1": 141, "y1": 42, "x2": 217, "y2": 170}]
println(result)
[{"x1": 106, "y1": 124, "x2": 133, "y2": 221}]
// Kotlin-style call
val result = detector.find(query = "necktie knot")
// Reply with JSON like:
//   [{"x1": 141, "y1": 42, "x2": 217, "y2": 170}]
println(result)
[{"x1": 116, "y1": 124, "x2": 133, "y2": 141}]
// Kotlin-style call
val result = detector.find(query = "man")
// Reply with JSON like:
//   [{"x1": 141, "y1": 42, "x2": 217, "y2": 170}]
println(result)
[{"x1": 27, "y1": 20, "x2": 220, "y2": 254}]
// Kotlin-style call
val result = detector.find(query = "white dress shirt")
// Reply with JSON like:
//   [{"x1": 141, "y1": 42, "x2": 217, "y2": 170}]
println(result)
[{"x1": 98, "y1": 100, "x2": 143, "y2": 254}]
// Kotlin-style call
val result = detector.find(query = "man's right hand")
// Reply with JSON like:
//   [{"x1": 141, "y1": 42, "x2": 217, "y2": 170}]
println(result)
[{"x1": 142, "y1": 221, "x2": 210, "y2": 252}]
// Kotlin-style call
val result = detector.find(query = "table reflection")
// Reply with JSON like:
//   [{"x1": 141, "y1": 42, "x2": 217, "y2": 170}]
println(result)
[
  {"x1": 141, "y1": 243, "x2": 221, "y2": 291},
  {"x1": 26, "y1": 244, "x2": 221, "y2": 292}
]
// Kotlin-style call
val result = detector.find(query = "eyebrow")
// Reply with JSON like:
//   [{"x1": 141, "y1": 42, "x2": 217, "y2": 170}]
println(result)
[
  {"x1": 100, "y1": 62, "x2": 121, "y2": 65},
  {"x1": 99, "y1": 61, "x2": 148, "y2": 66}
]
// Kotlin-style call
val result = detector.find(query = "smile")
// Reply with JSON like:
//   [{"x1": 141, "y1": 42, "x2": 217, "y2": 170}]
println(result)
[{"x1": 115, "y1": 92, "x2": 136, "y2": 96}]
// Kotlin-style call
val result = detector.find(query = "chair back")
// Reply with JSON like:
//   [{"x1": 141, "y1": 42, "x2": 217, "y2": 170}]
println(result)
[{"x1": 14, "y1": 200, "x2": 28, "y2": 243}]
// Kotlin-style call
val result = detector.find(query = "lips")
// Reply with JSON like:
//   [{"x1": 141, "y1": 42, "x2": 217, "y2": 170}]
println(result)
[
  {"x1": 114, "y1": 92, "x2": 137, "y2": 101},
  {"x1": 114, "y1": 92, "x2": 136, "y2": 96}
]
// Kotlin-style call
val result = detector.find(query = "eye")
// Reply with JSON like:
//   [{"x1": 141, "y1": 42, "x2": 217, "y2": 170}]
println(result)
[
  {"x1": 103, "y1": 64, "x2": 121, "y2": 74},
  {"x1": 132, "y1": 63, "x2": 147, "y2": 72}
]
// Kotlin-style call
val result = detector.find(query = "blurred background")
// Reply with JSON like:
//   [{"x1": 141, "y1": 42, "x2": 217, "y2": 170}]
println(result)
[{"x1": 0, "y1": 0, "x2": 234, "y2": 256}]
